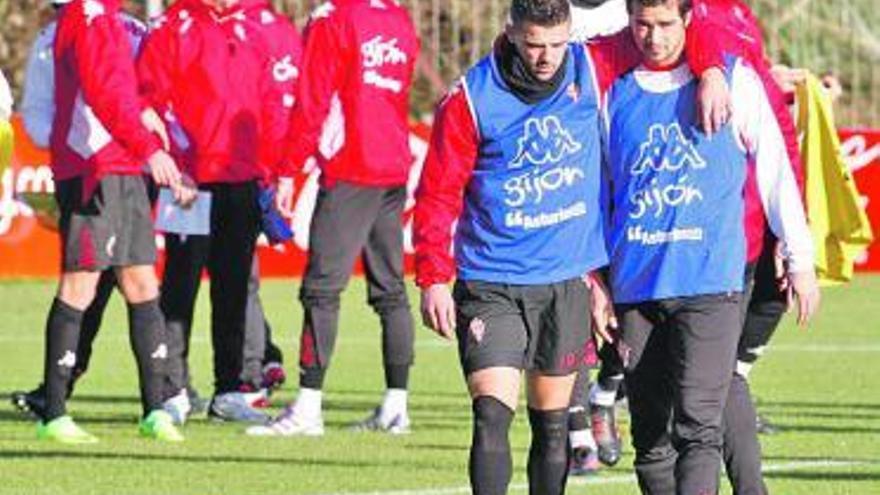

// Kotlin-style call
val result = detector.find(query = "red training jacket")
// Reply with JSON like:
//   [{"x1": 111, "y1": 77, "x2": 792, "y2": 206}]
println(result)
[
  {"x1": 282, "y1": 0, "x2": 420, "y2": 188},
  {"x1": 243, "y1": 1, "x2": 303, "y2": 182},
  {"x1": 137, "y1": 0, "x2": 289, "y2": 184},
  {"x1": 52, "y1": 0, "x2": 161, "y2": 190}
]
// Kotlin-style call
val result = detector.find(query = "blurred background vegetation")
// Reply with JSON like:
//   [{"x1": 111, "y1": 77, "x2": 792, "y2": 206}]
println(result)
[{"x1": 1, "y1": 0, "x2": 877, "y2": 126}]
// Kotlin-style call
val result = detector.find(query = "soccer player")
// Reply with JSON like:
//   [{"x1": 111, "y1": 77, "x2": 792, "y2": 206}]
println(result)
[
  {"x1": 11, "y1": 0, "x2": 149, "y2": 421},
  {"x1": 567, "y1": 0, "x2": 812, "y2": 478},
  {"x1": 603, "y1": 0, "x2": 819, "y2": 492},
  {"x1": 38, "y1": 0, "x2": 191, "y2": 443},
  {"x1": 246, "y1": 0, "x2": 420, "y2": 437},
  {"x1": 413, "y1": 1, "x2": 617, "y2": 491},
  {"x1": 147, "y1": 0, "x2": 301, "y2": 423},
  {"x1": 137, "y1": 0, "x2": 291, "y2": 423},
  {"x1": 565, "y1": 0, "x2": 740, "y2": 474}
]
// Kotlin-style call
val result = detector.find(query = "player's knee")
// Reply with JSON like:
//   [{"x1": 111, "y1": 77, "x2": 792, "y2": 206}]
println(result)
[
  {"x1": 58, "y1": 273, "x2": 100, "y2": 310},
  {"x1": 299, "y1": 287, "x2": 342, "y2": 310},
  {"x1": 527, "y1": 408, "x2": 569, "y2": 460},
  {"x1": 472, "y1": 396, "x2": 515, "y2": 453},
  {"x1": 116, "y1": 267, "x2": 159, "y2": 303},
  {"x1": 368, "y1": 290, "x2": 409, "y2": 313}
]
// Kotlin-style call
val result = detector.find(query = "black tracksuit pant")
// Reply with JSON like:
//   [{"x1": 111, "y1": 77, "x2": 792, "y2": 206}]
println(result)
[
  {"x1": 160, "y1": 182, "x2": 260, "y2": 396},
  {"x1": 617, "y1": 292, "x2": 742, "y2": 495},
  {"x1": 297, "y1": 181, "x2": 414, "y2": 391}
]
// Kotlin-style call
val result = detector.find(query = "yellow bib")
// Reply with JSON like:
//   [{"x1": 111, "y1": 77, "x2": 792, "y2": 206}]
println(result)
[{"x1": 796, "y1": 74, "x2": 874, "y2": 285}]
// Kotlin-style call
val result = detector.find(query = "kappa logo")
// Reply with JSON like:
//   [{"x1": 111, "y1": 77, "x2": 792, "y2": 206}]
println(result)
[
  {"x1": 631, "y1": 123, "x2": 706, "y2": 175},
  {"x1": 106, "y1": 235, "x2": 116, "y2": 257},
  {"x1": 151, "y1": 344, "x2": 168, "y2": 360},
  {"x1": 469, "y1": 318, "x2": 486, "y2": 344},
  {"x1": 57, "y1": 351, "x2": 76, "y2": 369},
  {"x1": 509, "y1": 116, "x2": 583, "y2": 169},
  {"x1": 273, "y1": 55, "x2": 299, "y2": 83}
]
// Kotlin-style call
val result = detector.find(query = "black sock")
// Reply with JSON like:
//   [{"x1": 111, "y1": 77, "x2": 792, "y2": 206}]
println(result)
[
  {"x1": 528, "y1": 407, "x2": 571, "y2": 495},
  {"x1": 470, "y1": 396, "x2": 515, "y2": 495},
  {"x1": 128, "y1": 299, "x2": 168, "y2": 417},
  {"x1": 42, "y1": 298, "x2": 84, "y2": 422},
  {"x1": 568, "y1": 406, "x2": 589, "y2": 433},
  {"x1": 384, "y1": 364, "x2": 410, "y2": 390},
  {"x1": 299, "y1": 367, "x2": 326, "y2": 389},
  {"x1": 379, "y1": 304, "x2": 414, "y2": 390}
]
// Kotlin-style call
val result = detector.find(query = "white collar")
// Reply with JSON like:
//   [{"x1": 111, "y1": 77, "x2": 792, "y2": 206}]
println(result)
[{"x1": 633, "y1": 63, "x2": 694, "y2": 93}]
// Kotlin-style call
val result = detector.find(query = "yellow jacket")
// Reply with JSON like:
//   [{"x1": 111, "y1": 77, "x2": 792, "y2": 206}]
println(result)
[{"x1": 796, "y1": 74, "x2": 874, "y2": 285}]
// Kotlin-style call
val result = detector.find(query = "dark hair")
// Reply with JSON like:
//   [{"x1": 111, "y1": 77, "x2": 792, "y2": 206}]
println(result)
[
  {"x1": 510, "y1": 0, "x2": 571, "y2": 27},
  {"x1": 625, "y1": 0, "x2": 693, "y2": 17}
]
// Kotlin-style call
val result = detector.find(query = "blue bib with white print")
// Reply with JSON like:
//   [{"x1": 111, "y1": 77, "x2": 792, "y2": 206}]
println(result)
[
  {"x1": 456, "y1": 43, "x2": 607, "y2": 284},
  {"x1": 606, "y1": 64, "x2": 747, "y2": 303}
]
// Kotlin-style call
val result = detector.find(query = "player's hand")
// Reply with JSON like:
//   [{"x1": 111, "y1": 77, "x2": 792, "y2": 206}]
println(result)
[
  {"x1": 584, "y1": 272, "x2": 617, "y2": 344},
  {"x1": 147, "y1": 149, "x2": 181, "y2": 188},
  {"x1": 788, "y1": 269, "x2": 820, "y2": 327},
  {"x1": 275, "y1": 176, "x2": 295, "y2": 217},
  {"x1": 421, "y1": 283, "x2": 456, "y2": 340},
  {"x1": 697, "y1": 67, "x2": 732, "y2": 136},
  {"x1": 141, "y1": 107, "x2": 170, "y2": 152},
  {"x1": 172, "y1": 173, "x2": 198, "y2": 208}
]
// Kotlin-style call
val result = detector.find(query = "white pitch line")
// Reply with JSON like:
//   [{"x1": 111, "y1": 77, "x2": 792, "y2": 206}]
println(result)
[{"x1": 314, "y1": 460, "x2": 868, "y2": 495}]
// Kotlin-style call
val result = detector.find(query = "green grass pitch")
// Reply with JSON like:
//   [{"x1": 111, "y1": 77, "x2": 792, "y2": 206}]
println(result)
[{"x1": 1, "y1": 275, "x2": 879, "y2": 495}]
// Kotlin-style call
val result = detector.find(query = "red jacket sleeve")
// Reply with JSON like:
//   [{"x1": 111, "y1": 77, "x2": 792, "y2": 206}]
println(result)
[
  {"x1": 683, "y1": 4, "x2": 727, "y2": 76},
  {"x1": 414, "y1": 86, "x2": 479, "y2": 288},
  {"x1": 76, "y1": 9, "x2": 160, "y2": 161},
  {"x1": 136, "y1": 22, "x2": 176, "y2": 113},
  {"x1": 281, "y1": 12, "x2": 349, "y2": 175}
]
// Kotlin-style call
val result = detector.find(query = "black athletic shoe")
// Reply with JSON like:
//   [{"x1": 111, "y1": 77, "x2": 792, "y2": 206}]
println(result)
[
  {"x1": 590, "y1": 404, "x2": 622, "y2": 466},
  {"x1": 756, "y1": 413, "x2": 778, "y2": 435},
  {"x1": 11, "y1": 388, "x2": 47, "y2": 419}
]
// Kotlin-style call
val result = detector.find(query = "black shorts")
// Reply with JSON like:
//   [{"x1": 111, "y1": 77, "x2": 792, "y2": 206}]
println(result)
[
  {"x1": 452, "y1": 278, "x2": 592, "y2": 376},
  {"x1": 56, "y1": 175, "x2": 156, "y2": 272}
]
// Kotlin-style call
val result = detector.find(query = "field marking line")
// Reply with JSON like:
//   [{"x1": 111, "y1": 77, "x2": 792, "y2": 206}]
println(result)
[{"x1": 314, "y1": 459, "x2": 869, "y2": 495}]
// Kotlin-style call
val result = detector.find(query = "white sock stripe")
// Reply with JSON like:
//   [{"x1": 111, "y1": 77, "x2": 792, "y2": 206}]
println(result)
[
  {"x1": 736, "y1": 360, "x2": 754, "y2": 378},
  {"x1": 588, "y1": 383, "x2": 617, "y2": 408}
]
